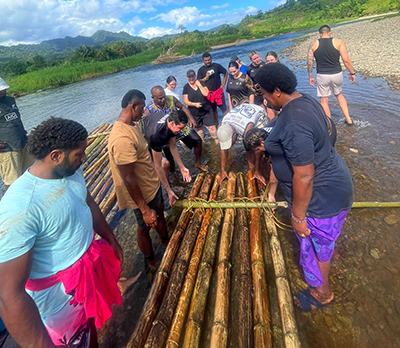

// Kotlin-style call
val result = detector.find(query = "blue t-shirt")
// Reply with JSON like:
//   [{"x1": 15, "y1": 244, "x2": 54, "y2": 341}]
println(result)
[
  {"x1": 0, "y1": 168, "x2": 93, "y2": 319},
  {"x1": 265, "y1": 94, "x2": 353, "y2": 218}
]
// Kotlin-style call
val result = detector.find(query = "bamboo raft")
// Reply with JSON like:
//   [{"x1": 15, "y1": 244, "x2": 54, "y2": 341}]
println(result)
[{"x1": 127, "y1": 171, "x2": 301, "y2": 348}]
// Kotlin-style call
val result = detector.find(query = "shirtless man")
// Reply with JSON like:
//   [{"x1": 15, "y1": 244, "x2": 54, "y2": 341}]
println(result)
[{"x1": 307, "y1": 25, "x2": 356, "y2": 125}]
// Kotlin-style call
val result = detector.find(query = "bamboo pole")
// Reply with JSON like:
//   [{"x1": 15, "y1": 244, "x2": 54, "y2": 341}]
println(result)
[
  {"x1": 181, "y1": 176, "x2": 229, "y2": 348},
  {"x1": 143, "y1": 174, "x2": 214, "y2": 348},
  {"x1": 85, "y1": 134, "x2": 105, "y2": 155},
  {"x1": 174, "y1": 200, "x2": 400, "y2": 209},
  {"x1": 166, "y1": 174, "x2": 220, "y2": 348},
  {"x1": 209, "y1": 172, "x2": 237, "y2": 348},
  {"x1": 127, "y1": 173, "x2": 206, "y2": 348},
  {"x1": 90, "y1": 168, "x2": 111, "y2": 197},
  {"x1": 86, "y1": 157, "x2": 110, "y2": 189},
  {"x1": 84, "y1": 152, "x2": 108, "y2": 178},
  {"x1": 247, "y1": 171, "x2": 272, "y2": 348},
  {"x1": 258, "y1": 184, "x2": 301, "y2": 348},
  {"x1": 87, "y1": 130, "x2": 112, "y2": 139},
  {"x1": 231, "y1": 172, "x2": 253, "y2": 348},
  {"x1": 100, "y1": 187, "x2": 116, "y2": 215}
]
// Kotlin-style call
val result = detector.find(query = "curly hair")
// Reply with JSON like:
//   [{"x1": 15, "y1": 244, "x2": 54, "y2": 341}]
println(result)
[
  {"x1": 244, "y1": 128, "x2": 268, "y2": 150},
  {"x1": 27, "y1": 117, "x2": 88, "y2": 160},
  {"x1": 255, "y1": 63, "x2": 297, "y2": 94}
]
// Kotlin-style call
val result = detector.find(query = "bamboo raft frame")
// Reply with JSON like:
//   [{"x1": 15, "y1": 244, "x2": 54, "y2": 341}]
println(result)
[
  {"x1": 84, "y1": 124, "x2": 399, "y2": 348},
  {"x1": 128, "y1": 171, "x2": 302, "y2": 348}
]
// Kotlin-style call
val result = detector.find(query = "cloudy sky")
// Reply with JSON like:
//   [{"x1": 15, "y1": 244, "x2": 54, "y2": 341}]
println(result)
[{"x1": 0, "y1": 0, "x2": 285, "y2": 46}]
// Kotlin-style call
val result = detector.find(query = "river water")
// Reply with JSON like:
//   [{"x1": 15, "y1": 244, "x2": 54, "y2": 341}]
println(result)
[{"x1": 7, "y1": 29, "x2": 400, "y2": 347}]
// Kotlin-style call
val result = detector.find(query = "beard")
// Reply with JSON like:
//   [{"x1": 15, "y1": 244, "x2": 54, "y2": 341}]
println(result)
[{"x1": 54, "y1": 156, "x2": 79, "y2": 178}]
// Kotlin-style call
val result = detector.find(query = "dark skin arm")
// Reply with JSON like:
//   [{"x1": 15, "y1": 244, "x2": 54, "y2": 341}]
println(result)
[
  {"x1": 86, "y1": 191, "x2": 123, "y2": 264},
  {"x1": 291, "y1": 163, "x2": 314, "y2": 237},
  {"x1": 219, "y1": 148, "x2": 229, "y2": 183},
  {"x1": 0, "y1": 250, "x2": 58, "y2": 348},
  {"x1": 117, "y1": 163, "x2": 158, "y2": 228}
]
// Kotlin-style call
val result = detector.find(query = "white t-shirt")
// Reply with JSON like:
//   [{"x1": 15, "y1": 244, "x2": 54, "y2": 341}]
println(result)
[
  {"x1": 221, "y1": 104, "x2": 268, "y2": 136},
  {"x1": 164, "y1": 88, "x2": 181, "y2": 102},
  {"x1": 0, "y1": 168, "x2": 93, "y2": 320}
]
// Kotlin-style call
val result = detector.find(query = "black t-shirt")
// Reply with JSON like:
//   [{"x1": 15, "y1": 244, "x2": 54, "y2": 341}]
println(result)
[
  {"x1": 226, "y1": 73, "x2": 254, "y2": 108},
  {"x1": 247, "y1": 62, "x2": 265, "y2": 105},
  {"x1": 264, "y1": 94, "x2": 353, "y2": 218},
  {"x1": 140, "y1": 113, "x2": 176, "y2": 152},
  {"x1": 197, "y1": 62, "x2": 227, "y2": 91},
  {"x1": 0, "y1": 96, "x2": 27, "y2": 152},
  {"x1": 182, "y1": 83, "x2": 213, "y2": 117}
]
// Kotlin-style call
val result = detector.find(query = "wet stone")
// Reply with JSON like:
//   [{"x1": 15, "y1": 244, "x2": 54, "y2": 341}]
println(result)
[
  {"x1": 369, "y1": 248, "x2": 381, "y2": 260},
  {"x1": 344, "y1": 302, "x2": 356, "y2": 315},
  {"x1": 384, "y1": 214, "x2": 400, "y2": 226}
]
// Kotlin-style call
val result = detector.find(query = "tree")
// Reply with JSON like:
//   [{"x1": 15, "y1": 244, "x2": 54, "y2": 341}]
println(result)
[{"x1": 178, "y1": 24, "x2": 186, "y2": 34}]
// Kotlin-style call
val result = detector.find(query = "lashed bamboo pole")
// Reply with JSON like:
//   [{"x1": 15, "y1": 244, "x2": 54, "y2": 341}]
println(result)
[
  {"x1": 127, "y1": 173, "x2": 206, "y2": 348},
  {"x1": 258, "y1": 185, "x2": 301, "y2": 348},
  {"x1": 100, "y1": 187, "x2": 116, "y2": 215},
  {"x1": 85, "y1": 134, "x2": 105, "y2": 155},
  {"x1": 143, "y1": 174, "x2": 214, "y2": 348},
  {"x1": 209, "y1": 172, "x2": 237, "y2": 348},
  {"x1": 87, "y1": 130, "x2": 112, "y2": 139},
  {"x1": 94, "y1": 176, "x2": 113, "y2": 205},
  {"x1": 84, "y1": 152, "x2": 108, "y2": 178},
  {"x1": 233, "y1": 172, "x2": 253, "y2": 348},
  {"x1": 247, "y1": 171, "x2": 272, "y2": 347},
  {"x1": 166, "y1": 174, "x2": 220, "y2": 348},
  {"x1": 175, "y1": 200, "x2": 400, "y2": 209},
  {"x1": 86, "y1": 157, "x2": 110, "y2": 188},
  {"x1": 181, "y1": 176, "x2": 230, "y2": 348},
  {"x1": 90, "y1": 168, "x2": 111, "y2": 197}
]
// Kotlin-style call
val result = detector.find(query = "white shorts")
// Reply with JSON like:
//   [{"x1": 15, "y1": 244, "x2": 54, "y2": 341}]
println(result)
[{"x1": 316, "y1": 72, "x2": 343, "y2": 97}]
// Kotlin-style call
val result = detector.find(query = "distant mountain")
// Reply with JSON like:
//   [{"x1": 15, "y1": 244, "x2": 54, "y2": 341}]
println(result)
[{"x1": 0, "y1": 30, "x2": 147, "y2": 61}]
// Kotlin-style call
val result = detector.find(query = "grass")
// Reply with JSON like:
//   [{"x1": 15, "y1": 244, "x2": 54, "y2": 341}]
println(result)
[{"x1": 8, "y1": 50, "x2": 161, "y2": 95}]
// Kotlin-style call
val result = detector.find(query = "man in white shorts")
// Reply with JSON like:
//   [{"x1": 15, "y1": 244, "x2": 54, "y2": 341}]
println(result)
[{"x1": 307, "y1": 24, "x2": 356, "y2": 125}]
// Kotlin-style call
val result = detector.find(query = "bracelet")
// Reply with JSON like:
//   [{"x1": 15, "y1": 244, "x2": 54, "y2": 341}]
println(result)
[
  {"x1": 350, "y1": 72, "x2": 355, "y2": 75},
  {"x1": 291, "y1": 212, "x2": 307, "y2": 224}
]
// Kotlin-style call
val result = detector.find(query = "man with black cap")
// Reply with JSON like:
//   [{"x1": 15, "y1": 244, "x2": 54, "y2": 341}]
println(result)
[
  {"x1": 0, "y1": 77, "x2": 33, "y2": 190},
  {"x1": 108, "y1": 89, "x2": 169, "y2": 271}
]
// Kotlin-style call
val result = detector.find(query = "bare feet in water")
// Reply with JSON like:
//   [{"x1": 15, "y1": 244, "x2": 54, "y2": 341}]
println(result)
[{"x1": 195, "y1": 163, "x2": 209, "y2": 172}]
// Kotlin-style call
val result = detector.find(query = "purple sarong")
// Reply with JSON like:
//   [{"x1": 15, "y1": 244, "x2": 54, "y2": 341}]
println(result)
[{"x1": 296, "y1": 210, "x2": 348, "y2": 287}]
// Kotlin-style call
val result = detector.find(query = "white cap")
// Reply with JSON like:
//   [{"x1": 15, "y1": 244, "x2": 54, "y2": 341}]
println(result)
[
  {"x1": 217, "y1": 124, "x2": 234, "y2": 150},
  {"x1": 0, "y1": 78, "x2": 10, "y2": 91}
]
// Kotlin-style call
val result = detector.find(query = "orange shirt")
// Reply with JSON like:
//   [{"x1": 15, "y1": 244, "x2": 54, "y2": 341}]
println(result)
[{"x1": 108, "y1": 121, "x2": 160, "y2": 210}]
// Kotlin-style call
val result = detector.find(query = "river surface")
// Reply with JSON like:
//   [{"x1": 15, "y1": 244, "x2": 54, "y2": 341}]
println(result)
[{"x1": 5, "y1": 29, "x2": 400, "y2": 347}]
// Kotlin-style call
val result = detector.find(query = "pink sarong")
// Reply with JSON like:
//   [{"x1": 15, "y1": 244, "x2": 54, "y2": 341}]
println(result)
[{"x1": 26, "y1": 239, "x2": 122, "y2": 329}]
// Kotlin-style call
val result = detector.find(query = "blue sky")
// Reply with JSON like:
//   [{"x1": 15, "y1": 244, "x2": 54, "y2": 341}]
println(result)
[{"x1": 0, "y1": 0, "x2": 285, "y2": 46}]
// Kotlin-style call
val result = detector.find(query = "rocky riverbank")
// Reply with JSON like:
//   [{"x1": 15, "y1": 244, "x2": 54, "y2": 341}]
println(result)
[{"x1": 284, "y1": 15, "x2": 400, "y2": 89}]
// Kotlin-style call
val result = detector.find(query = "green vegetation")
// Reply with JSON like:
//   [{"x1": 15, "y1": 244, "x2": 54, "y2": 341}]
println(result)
[{"x1": 1, "y1": 0, "x2": 399, "y2": 95}]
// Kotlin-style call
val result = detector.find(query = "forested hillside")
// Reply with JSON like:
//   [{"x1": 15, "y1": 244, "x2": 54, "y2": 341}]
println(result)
[{"x1": 2, "y1": 0, "x2": 398, "y2": 95}]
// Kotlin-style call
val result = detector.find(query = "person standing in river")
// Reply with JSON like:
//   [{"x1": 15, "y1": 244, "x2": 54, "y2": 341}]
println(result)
[
  {"x1": 307, "y1": 25, "x2": 356, "y2": 125},
  {"x1": 0, "y1": 77, "x2": 34, "y2": 191},
  {"x1": 108, "y1": 90, "x2": 169, "y2": 271},
  {"x1": 247, "y1": 51, "x2": 265, "y2": 106},
  {"x1": 254, "y1": 63, "x2": 353, "y2": 312},
  {"x1": 197, "y1": 52, "x2": 228, "y2": 125}
]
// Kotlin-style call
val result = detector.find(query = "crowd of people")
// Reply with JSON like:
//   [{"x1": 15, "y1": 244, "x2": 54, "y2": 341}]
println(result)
[{"x1": 0, "y1": 24, "x2": 356, "y2": 347}]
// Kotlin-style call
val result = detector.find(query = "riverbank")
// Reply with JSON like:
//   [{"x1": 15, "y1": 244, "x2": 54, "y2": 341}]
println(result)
[{"x1": 284, "y1": 14, "x2": 400, "y2": 89}]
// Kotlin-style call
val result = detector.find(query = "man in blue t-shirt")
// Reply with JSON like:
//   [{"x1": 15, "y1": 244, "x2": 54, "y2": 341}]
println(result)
[{"x1": 0, "y1": 118, "x2": 124, "y2": 348}]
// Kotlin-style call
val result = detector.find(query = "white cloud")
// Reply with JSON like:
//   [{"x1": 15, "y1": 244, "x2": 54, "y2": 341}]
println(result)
[
  {"x1": 0, "y1": 0, "x2": 170, "y2": 45},
  {"x1": 155, "y1": 6, "x2": 211, "y2": 28},
  {"x1": 138, "y1": 26, "x2": 179, "y2": 39},
  {"x1": 211, "y1": 3, "x2": 229, "y2": 10},
  {"x1": 245, "y1": 6, "x2": 259, "y2": 15}
]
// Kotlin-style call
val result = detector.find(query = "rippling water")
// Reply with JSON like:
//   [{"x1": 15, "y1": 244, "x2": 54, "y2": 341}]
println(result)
[{"x1": 4, "y1": 29, "x2": 400, "y2": 347}]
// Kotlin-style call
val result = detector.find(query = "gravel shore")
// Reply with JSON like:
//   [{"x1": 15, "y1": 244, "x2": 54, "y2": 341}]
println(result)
[{"x1": 284, "y1": 15, "x2": 400, "y2": 89}]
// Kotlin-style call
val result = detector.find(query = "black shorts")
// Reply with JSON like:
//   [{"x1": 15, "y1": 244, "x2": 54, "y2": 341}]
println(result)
[
  {"x1": 194, "y1": 110, "x2": 215, "y2": 128},
  {"x1": 177, "y1": 128, "x2": 202, "y2": 149},
  {"x1": 209, "y1": 92, "x2": 227, "y2": 113},
  {"x1": 133, "y1": 187, "x2": 164, "y2": 228}
]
